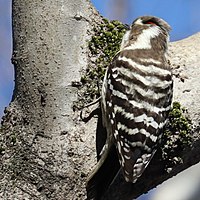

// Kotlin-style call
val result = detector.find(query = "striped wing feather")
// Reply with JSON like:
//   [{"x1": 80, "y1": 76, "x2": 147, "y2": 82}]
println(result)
[{"x1": 104, "y1": 53, "x2": 172, "y2": 183}]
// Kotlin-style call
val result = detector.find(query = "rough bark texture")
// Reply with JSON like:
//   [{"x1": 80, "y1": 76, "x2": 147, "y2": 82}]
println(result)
[
  {"x1": 0, "y1": 1, "x2": 99, "y2": 199},
  {"x1": 0, "y1": 0, "x2": 200, "y2": 200}
]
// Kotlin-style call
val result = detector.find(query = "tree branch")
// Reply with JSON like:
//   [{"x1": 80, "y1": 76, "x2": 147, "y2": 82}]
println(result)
[{"x1": 102, "y1": 138, "x2": 200, "y2": 199}]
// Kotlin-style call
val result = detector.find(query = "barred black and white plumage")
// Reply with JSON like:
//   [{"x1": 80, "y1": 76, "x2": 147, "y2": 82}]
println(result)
[
  {"x1": 87, "y1": 16, "x2": 173, "y2": 199},
  {"x1": 102, "y1": 16, "x2": 172, "y2": 183}
]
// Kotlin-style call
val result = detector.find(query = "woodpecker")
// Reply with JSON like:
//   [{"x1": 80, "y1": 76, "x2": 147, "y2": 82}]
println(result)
[{"x1": 87, "y1": 16, "x2": 173, "y2": 199}]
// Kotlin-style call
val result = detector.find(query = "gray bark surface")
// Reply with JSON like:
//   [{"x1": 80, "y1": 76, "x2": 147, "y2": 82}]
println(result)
[
  {"x1": 170, "y1": 34, "x2": 200, "y2": 131},
  {"x1": 0, "y1": 0, "x2": 200, "y2": 199},
  {"x1": 0, "y1": 1, "x2": 99, "y2": 199}
]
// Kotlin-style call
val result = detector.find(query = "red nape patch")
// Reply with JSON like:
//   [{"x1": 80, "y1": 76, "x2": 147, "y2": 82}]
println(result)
[{"x1": 145, "y1": 21, "x2": 157, "y2": 25}]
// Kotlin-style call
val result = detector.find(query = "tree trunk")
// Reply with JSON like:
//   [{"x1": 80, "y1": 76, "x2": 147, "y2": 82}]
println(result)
[
  {"x1": 0, "y1": 0, "x2": 99, "y2": 199},
  {"x1": 1, "y1": 0, "x2": 200, "y2": 200}
]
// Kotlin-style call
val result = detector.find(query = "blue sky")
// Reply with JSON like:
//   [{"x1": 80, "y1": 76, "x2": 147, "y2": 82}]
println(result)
[
  {"x1": 1, "y1": 0, "x2": 200, "y2": 119},
  {"x1": 92, "y1": 0, "x2": 200, "y2": 41},
  {"x1": 0, "y1": 0, "x2": 13, "y2": 118}
]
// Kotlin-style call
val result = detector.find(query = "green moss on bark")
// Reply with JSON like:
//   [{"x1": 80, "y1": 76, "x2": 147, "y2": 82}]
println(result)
[
  {"x1": 73, "y1": 18, "x2": 127, "y2": 110},
  {"x1": 161, "y1": 102, "x2": 192, "y2": 168}
]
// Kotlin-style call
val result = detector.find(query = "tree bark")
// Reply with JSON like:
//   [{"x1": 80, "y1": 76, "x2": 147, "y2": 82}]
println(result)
[
  {"x1": 0, "y1": 0, "x2": 200, "y2": 200},
  {"x1": 0, "y1": 0, "x2": 99, "y2": 199}
]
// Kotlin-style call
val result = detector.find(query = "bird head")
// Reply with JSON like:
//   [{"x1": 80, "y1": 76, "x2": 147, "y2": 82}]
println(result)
[{"x1": 120, "y1": 16, "x2": 171, "y2": 52}]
